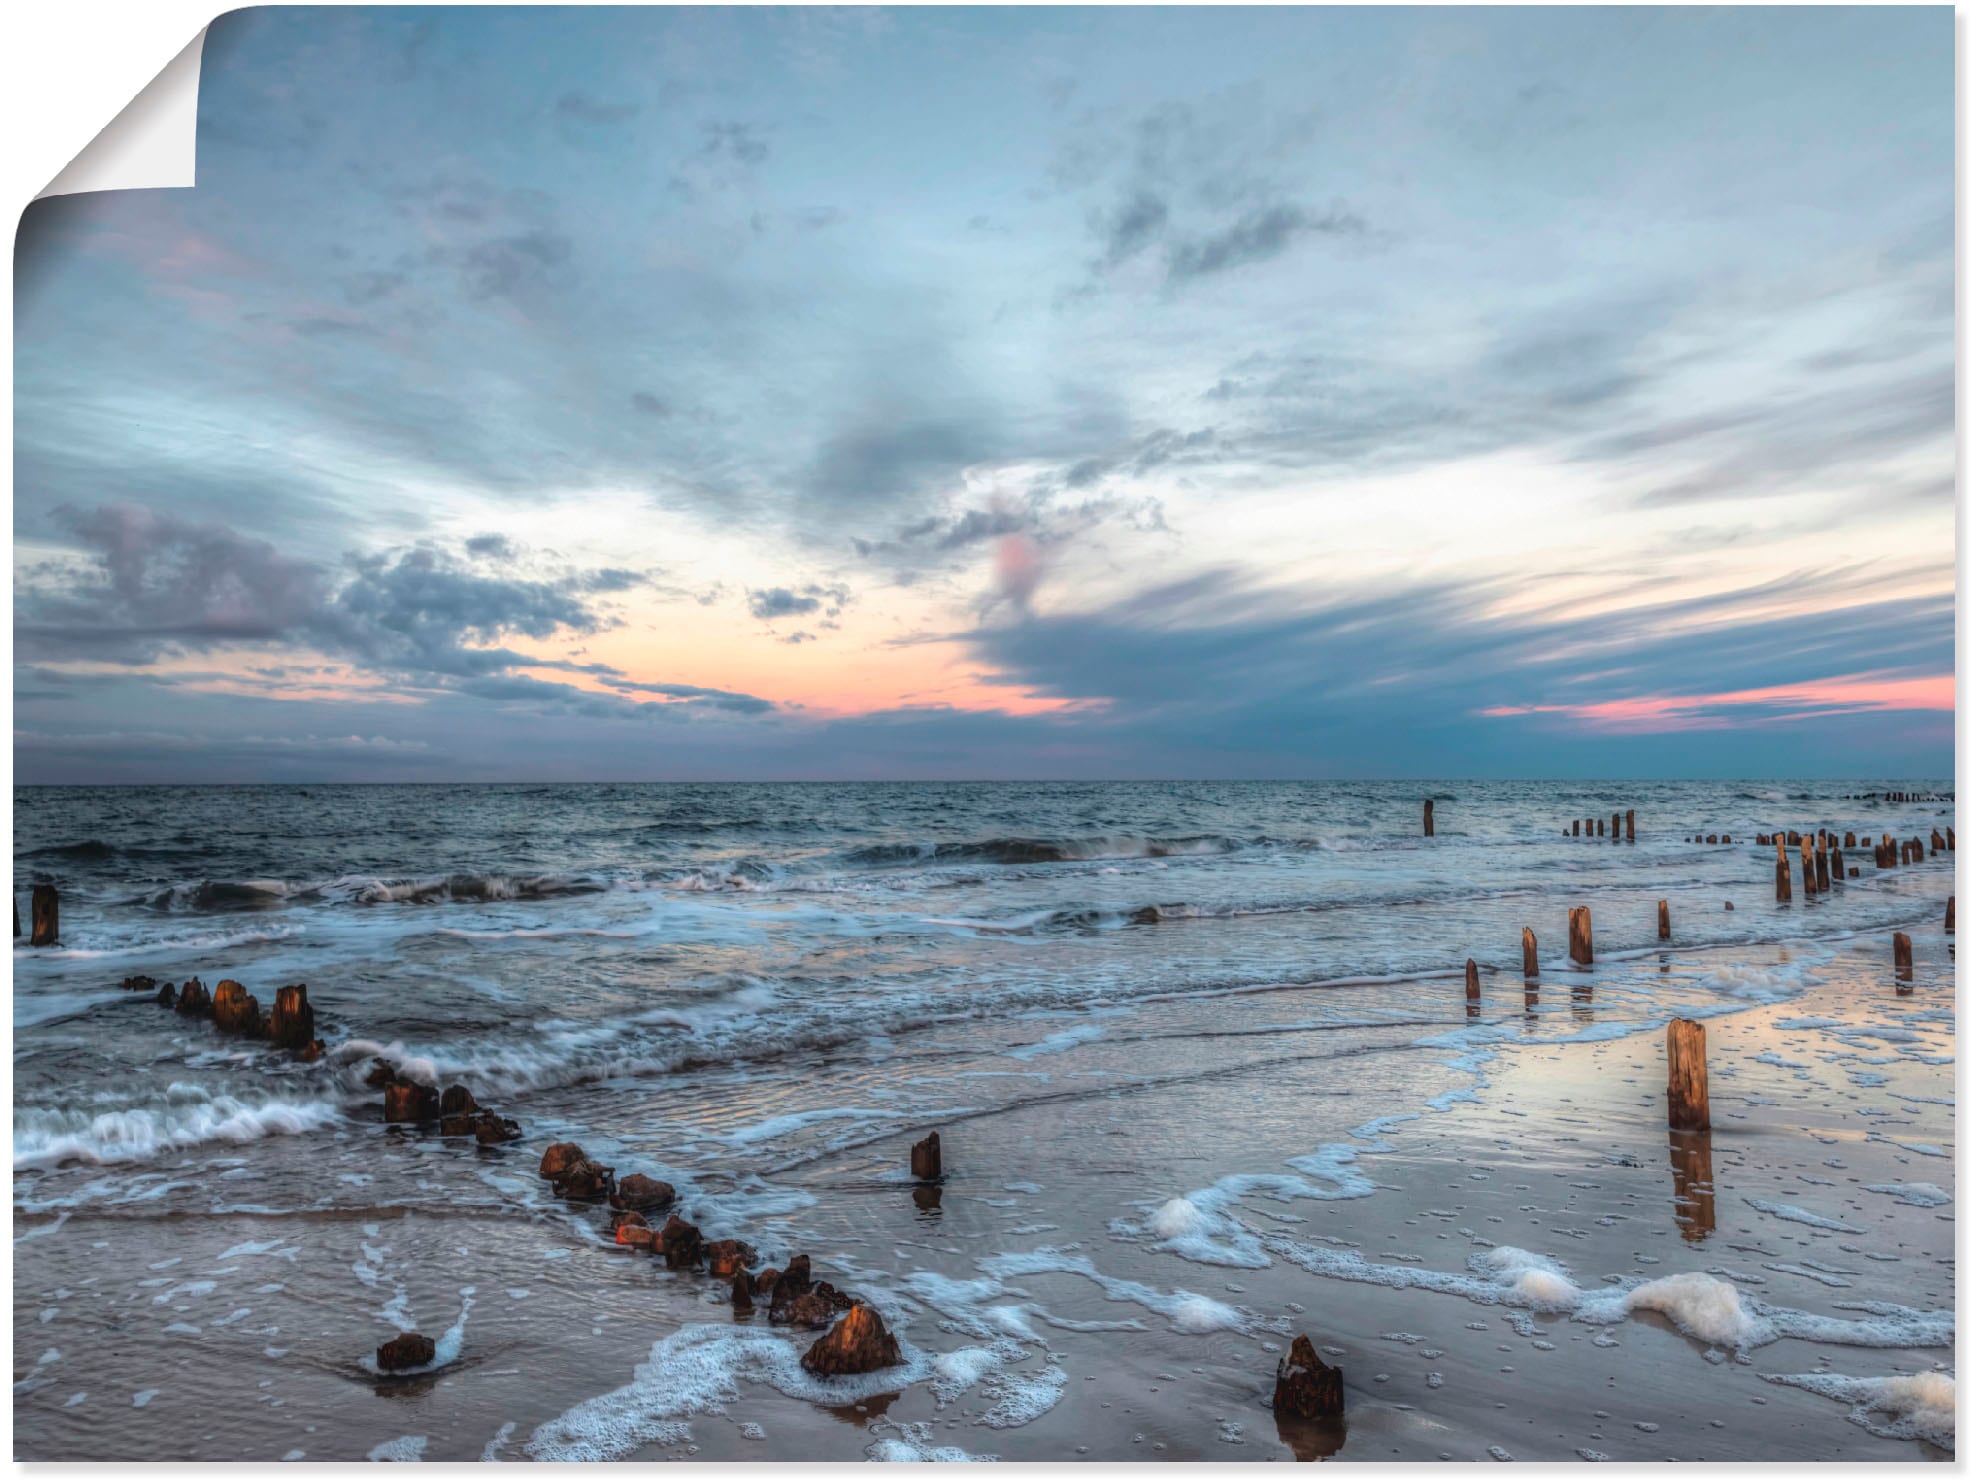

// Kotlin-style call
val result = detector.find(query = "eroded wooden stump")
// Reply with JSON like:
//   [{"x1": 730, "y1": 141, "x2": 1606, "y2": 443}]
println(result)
[
  {"x1": 1894, "y1": 932, "x2": 1913, "y2": 984},
  {"x1": 29, "y1": 885, "x2": 58, "y2": 947},
  {"x1": 911, "y1": 1130, "x2": 942, "y2": 1182},
  {"x1": 1521, "y1": 927, "x2": 1538, "y2": 979},
  {"x1": 1273, "y1": 1334, "x2": 1345, "y2": 1419},
  {"x1": 1666, "y1": 1017, "x2": 1709, "y2": 1132},
  {"x1": 1568, "y1": 906, "x2": 1593, "y2": 966}
]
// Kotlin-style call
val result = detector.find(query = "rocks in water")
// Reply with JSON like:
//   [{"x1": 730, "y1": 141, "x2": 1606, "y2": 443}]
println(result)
[
  {"x1": 29, "y1": 884, "x2": 59, "y2": 947},
  {"x1": 375, "y1": 1332, "x2": 437, "y2": 1372},
  {"x1": 703, "y1": 1238, "x2": 757, "y2": 1280},
  {"x1": 383, "y1": 1080, "x2": 439, "y2": 1124},
  {"x1": 265, "y1": 984, "x2": 318, "y2": 1054},
  {"x1": 539, "y1": 1142, "x2": 586, "y2": 1180},
  {"x1": 552, "y1": 1157, "x2": 615, "y2": 1202},
  {"x1": 753, "y1": 1267, "x2": 782, "y2": 1295},
  {"x1": 910, "y1": 1131, "x2": 942, "y2": 1182},
  {"x1": 472, "y1": 1113, "x2": 521, "y2": 1145},
  {"x1": 768, "y1": 1255, "x2": 816, "y2": 1324},
  {"x1": 777, "y1": 1290, "x2": 840, "y2": 1329},
  {"x1": 616, "y1": 1217, "x2": 657, "y2": 1252},
  {"x1": 800, "y1": 1304, "x2": 902, "y2": 1376},
  {"x1": 119, "y1": 975, "x2": 158, "y2": 993},
  {"x1": 1273, "y1": 1334, "x2": 1345, "y2": 1419},
  {"x1": 155, "y1": 982, "x2": 178, "y2": 1008},
  {"x1": 656, "y1": 1214, "x2": 703, "y2": 1268},
  {"x1": 609, "y1": 1174, "x2": 676, "y2": 1215},
  {"x1": 732, "y1": 1270, "x2": 755, "y2": 1313},
  {"x1": 174, "y1": 977, "x2": 212, "y2": 1018},
  {"x1": 211, "y1": 979, "x2": 264, "y2": 1037}
]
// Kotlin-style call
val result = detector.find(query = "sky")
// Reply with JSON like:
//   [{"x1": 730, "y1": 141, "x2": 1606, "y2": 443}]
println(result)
[{"x1": 12, "y1": 5, "x2": 1955, "y2": 783}]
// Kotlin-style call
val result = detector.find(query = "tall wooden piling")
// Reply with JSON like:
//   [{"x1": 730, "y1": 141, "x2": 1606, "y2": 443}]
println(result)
[
  {"x1": 1775, "y1": 857, "x2": 1792, "y2": 901},
  {"x1": 1465, "y1": 958, "x2": 1480, "y2": 1002},
  {"x1": 1829, "y1": 846, "x2": 1844, "y2": 883},
  {"x1": 1423, "y1": 799, "x2": 1434, "y2": 837},
  {"x1": 1625, "y1": 809, "x2": 1635, "y2": 842},
  {"x1": 1893, "y1": 932, "x2": 1913, "y2": 983},
  {"x1": 29, "y1": 885, "x2": 58, "y2": 947},
  {"x1": 1572, "y1": 819, "x2": 1580, "y2": 837},
  {"x1": 1665, "y1": 1018, "x2": 1709, "y2": 1132},
  {"x1": 1814, "y1": 846, "x2": 1829, "y2": 892},
  {"x1": 1521, "y1": 927, "x2": 1538, "y2": 979},
  {"x1": 1596, "y1": 818, "x2": 1605, "y2": 837},
  {"x1": 1611, "y1": 813, "x2": 1621, "y2": 842},
  {"x1": 1657, "y1": 900, "x2": 1670, "y2": 941},
  {"x1": 1568, "y1": 906, "x2": 1593, "y2": 966}
]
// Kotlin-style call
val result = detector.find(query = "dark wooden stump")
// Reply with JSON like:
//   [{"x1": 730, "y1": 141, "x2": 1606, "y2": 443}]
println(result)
[
  {"x1": 1521, "y1": 927, "x2": 1538, "y2": 979},
  {"x1": 1657, "y1": 900, "x2": 1670, "y2": 941},
  {"x1": 1893, "y1": 932, "x2": 1913, "y2": 983},
  {"x1": 1568, "y1": 906, "x2": 1592, "y2": 966},
  {"x1": 801, "y1": 1304, "x2": 902, "y2": 1376},
  {"x1": 1423, "y1": 799, "x2": 1433, "y2": 837},
  {"x1": 266, "y1": 984, "x2": 317, "y2": 1053},
  {"x1": 29, "y1": 884, "x2": 58, "y2": 947},
  {"x1": 1948, "y1": 896, "x2": 1955, "y2": 935},
  {"x1": 1625, "y1": 809, "x2": 1635, "y2": 843},
  {"x1": 1273, "y1": 1334, "x2": 1344, "y2": 1419},
  {"x1": 1464, "y1": 958, "x2": 1480, "y2": 1002},
  {"x1": 211, "y1": 979, "x2": 263, "y2": 1037},
  {"x1": 1666, "y1": 1017, "x2": 1709, "y2": 1131},
  {"x1": 911, "y1": 1131, "x2": 941, "y2": 1182}
]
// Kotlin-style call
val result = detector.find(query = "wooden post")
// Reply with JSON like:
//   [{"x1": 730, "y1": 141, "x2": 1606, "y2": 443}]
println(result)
[
  {"x1": 1666, "y1": 1018, "x2": 1709, "y2": 1131},
  {"x1": 1568, "y1": 906, "x2": 1593, "y2": 965},
  {"x1": 1775, "y1": 857, "x2": 1792, "y2": 901},
  {"x1": 1947, "y1": 896, "x2": 1955, "y2": 934},
  {"x1": 1465, "y1": 958, "x2": 1480, "y2": 1002},
  {"x1": 29, "y1": 885, "x2": 58, "y2": 947},
  {"x1": 1844, "y1": 831, "x2": 1856, "y2": 848},
  {"x1": 1625, "y1": 809, "x2": 1635, "y2": 842},
  {"x1": 1814, "y1": 846, "x2": 1829, "y2": 892},
  {"x1": 1423, "y1": 799, "x2": 1434, "y2": 837},
  {"x1": 1596, "y1": 818, "x2": 1605, "y2": 837},
  {"x1": 1610, "y1": 813, "x2": 1620, "y2": 841},
  {"x1": 1893, "y1": 932, "x2": 1913, "y2": 983},
  {"x1": 1657, "y1": 900, "x2": 1670, "y2": 940},
  {"x1": 1830, "y1": 846, "x2": 1844, "y2": 883},
  {"x1": 911, "y1": 1131, "x2": 942, "y2": 1182},
  {"x1": 1801, "y1": 854, "x2": 1815, "y2": 898},
  {"x1": 1521, "y1": 927, "x2": 1538, "y2": 978},
  {"x1": 1572, "y1": 819, "x2": 1580, "y2": 837}
]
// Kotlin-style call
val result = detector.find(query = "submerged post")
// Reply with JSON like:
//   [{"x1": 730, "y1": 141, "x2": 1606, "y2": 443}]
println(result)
[
  {"x1": 911, "y1": 1131, "x2": 942, "y2": 1182},
  {"x1": 1423, "y1": 799, "x2": 1434, "y2": 837},
  {"x1": 1657, "y1": 900, "x2": 1670, "y2": 940},
  {"x1": 1568, "y1": 906, "x2": 1593, "y2": 966},
  {"x1": 1666, "y1": 1018, "x2": 1709, "y2": 1132},
  {"x1": 1948, "y1": 896, "x2": 1956, "y2": 935},
  {"x1": 1893, "y1": 932, "x2": 1913, "y2": 983},
  {"x1": 1521, "y1": 927, "x2": 1538, "y2": 979},
  {"x1": 1465, "y1": 958, "x2": 1480, "y2": 1003}
]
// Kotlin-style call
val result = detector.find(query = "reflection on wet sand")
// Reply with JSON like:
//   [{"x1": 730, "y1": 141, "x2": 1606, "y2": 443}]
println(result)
[
  {"x1": 826, "y1": 1389, "x2": 900, "y2": 1425},
  {"x1": 1668, "y1": 1128, "x2": 1716, "y2": 1241},
  {"x1": 1276, "y1": 1411, "x2": 1349, "y2": 1461},
  {"x1": 912, "y1": 1183, "x2": 943, "y2": 1215},
  {"x1": 1571, "y1": 982, "x2": 1593, "y2": 1022}
]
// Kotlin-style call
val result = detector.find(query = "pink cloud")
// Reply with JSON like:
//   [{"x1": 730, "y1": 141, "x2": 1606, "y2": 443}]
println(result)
[{"x1": 1481, "y1": 672, "x2": 1954, "y2": 733}]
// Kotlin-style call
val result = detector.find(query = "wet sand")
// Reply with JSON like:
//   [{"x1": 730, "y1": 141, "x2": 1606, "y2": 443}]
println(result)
[{"x1": 13, "y1": 911, "x2": 1954, "y2": 1461}]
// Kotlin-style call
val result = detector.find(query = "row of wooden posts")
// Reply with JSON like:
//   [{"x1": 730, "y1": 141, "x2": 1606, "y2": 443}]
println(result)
[
  {"x1": 1423, "y1": 802, "x2": 1645, "y2": 841},
  {"x1": 1755, "y1": 826, "x2": 1953, "y2": 902},
  {"x1": 1467, "y1": 897, "x2": 1953, "y2": 1133}
]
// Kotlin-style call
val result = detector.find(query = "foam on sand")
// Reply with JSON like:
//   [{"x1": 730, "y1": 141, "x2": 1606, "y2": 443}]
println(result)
[
  {"x1": 1763, "y1": 1371, "x2": 1954, "y2": 1449},
  {"x1": 527, "y1": 1325, "x2": 934, "y2": 1462}
]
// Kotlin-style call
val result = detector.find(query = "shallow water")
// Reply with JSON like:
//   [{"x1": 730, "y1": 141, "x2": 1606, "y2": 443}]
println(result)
[{"x1": 10, "y1": 780, "x2": 1957, "y2": 1460}]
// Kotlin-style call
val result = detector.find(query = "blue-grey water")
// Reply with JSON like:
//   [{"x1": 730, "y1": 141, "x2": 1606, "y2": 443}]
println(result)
[{"x1": 10, "y1": 780, "x2": 1958, "y2": 1461}]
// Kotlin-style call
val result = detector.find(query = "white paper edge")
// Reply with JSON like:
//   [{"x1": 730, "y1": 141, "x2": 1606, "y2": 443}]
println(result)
[{"x1": 36, "y1": 27, "x2": 207, "y2": 199}]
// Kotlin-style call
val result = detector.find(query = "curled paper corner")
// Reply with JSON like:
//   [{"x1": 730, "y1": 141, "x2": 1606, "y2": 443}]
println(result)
[{"x1": 37, "y1": 28, "x2": 207, "y2": 199}]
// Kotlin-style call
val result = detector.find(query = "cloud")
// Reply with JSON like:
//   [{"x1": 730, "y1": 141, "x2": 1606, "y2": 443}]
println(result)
[
  {"x1": 1164, "y1": 202, "x2": 1364, "y2": 282},
  {"x1": 747, "y1": 583, "x2": 848, "y2": 621},
  {"x1": 17, "y1": 504, "x2": 774, "y2": 720},
  {"x1": 555, "y1": 92, "x2": 638, "y2": 127}
]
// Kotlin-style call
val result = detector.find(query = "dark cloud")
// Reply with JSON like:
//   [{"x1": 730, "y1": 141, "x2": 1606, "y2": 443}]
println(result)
[
  {"x1": 555, "y1": 92, "x2": 639, "y2": 126},
  {"x1": 1165, "y1": 202, "x2": 1364, "y2": 282},
  {"x1": 1095, "y1": 189, "x2": 1169, "y2": 270},
  {"x1": 17, "y1": 505, "x2": 771, "y2": 720},
  {"x1": 747, "y1": 583, "x2": 849, "y2": 621}
]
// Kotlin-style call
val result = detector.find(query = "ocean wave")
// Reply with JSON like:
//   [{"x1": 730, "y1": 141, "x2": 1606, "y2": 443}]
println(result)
[
  {"x1": 137, "y1": 871, "x2": 616, "y2": 912},
  {"x1": 845, "y1": 834, "x2": 1246, "y2": 869},
  {"x1": 14, "y1": 1086, "x2": 342, "y2": 1169}
]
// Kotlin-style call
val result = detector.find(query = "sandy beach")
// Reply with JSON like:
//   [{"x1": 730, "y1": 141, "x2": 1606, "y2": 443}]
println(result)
[{"x1": 11, "y1": 784, "x2": 1955, "y2": 1462}]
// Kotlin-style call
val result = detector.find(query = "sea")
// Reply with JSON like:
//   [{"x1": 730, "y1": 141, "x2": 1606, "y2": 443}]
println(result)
[{"x1": 10, "y1": 779, "x2": 1959, "y2": 1461}]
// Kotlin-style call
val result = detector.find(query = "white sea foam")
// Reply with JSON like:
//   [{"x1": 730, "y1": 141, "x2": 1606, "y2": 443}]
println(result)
[
  {"x1": 1763, "y1": 1371, "x2": 1954, "y2": 1449},
  {"x1": 365, "y1": 1434, "x2": 428, "y2": 1462},
  {"x1": 527, "y1": 1325, "x2": 933, "y2": 1462},
  {"x1": 15, "y1": 1090, "x2": 341, "y2": 1169},
  {"x1": 1863, "y1": 1182, "x2": 1951, "y2": 1207}
]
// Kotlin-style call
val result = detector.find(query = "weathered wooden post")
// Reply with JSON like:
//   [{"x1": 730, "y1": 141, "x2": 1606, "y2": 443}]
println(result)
[
  {"x1": 1947, "y1": 896, "x2": 1955, "y2": 934},
  {"x1": 1829, "y1": 845, "x2": 1844, "y2": 883},
  {"x1": 1844, "y1": 831, "x2": 1856, "y2": 848},
  {"x1": 1666, "y1": 1018, "x2": 1709, "y2": 1131},
  {"x1": 1657, "y1": 900, "x2": 1670, "y2": 940},
  {"x1": 1423, "y1": 799, "x2": 1434, "y2": 837},
  {"x1": 1596, "y1": 818, "x2": 1605, "y2": 837},
  {"x1": 1814, "y1": 845, "x2": 1829, "y2": 892},
  {"x1": 1521, "y1": 927, "x2": 1538, "y2": 979},
  {"x1": 911, "y1": 1131, "x2": 942, "y2": 1182},
  {"x1": 1568, "y1": 906, "x2": 1593, "y2": 965},
  {"x1": 29, "y1": 885, "x2": 58, "y2": 947},
  {"x1": 1611, "y1": 812, "x2": 1621, "y2": 841},
  {"x1": 1572, "y1": 819, "x2": 1580, "y2": 837},
  {"x1": 1465, "y1": 958, "x2": 1480, "y2": 1003},
  {"x1": 1273, "y1": 1334, "x2": 1344, "y2": 1420},
  {"x1": 1893, "y1": 932, "x2": 1913, "y2": 983},
  {"x1": 1775, "y1": 855, "x2": 1792, "y2": 900},
  {"x1": 1625, "y1": 809, "x2": 1635, "y2": 842}
]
